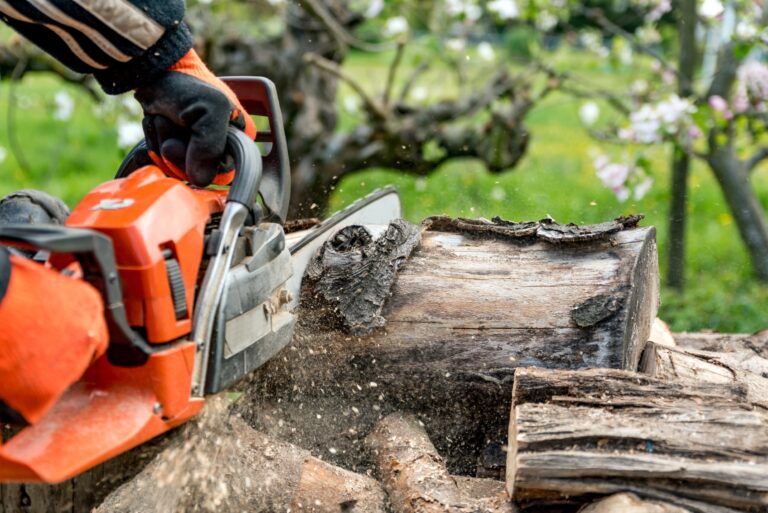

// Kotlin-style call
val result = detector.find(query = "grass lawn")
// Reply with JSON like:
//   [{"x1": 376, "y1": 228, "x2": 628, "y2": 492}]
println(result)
[{"x1": 0, "y1": 46, "x2": 765, "y2": 333}]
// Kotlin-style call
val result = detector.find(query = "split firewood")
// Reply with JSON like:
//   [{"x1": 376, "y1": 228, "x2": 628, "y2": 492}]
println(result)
[
  {"x1": 244, "y1": 222, "x2": 659, "y2": 474},
  {"x1": 579, "y1": 493, "x2": 692, "y2": 513},
  {"x1": 673, "y1": 330, "x2": 768, "y2": 357},
  {"x1": 93, "y1": 398, "x2": 387, "y2": 513},
  {"x1": 366, "y1": 413, "x2": 514, "y2": 513},
  {"x1": 648, "y1": 318, "x2": 676, "y2": 347},
  {"x1": 640, "y1": 341, "x2": 768, "y2": 407},
  {"x1": 506, "y1": 367, "x2": 768, "y2": 513}
]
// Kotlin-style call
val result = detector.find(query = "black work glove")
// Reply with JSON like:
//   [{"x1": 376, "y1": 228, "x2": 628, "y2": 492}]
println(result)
[{"x1": 134, "y1": 49, "x2": 255, "y2": 187}]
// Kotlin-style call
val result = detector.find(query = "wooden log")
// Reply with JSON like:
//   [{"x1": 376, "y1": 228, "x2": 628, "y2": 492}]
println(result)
[
  {"x1": 580, "y1": 493, "x2": 692, "y2": 513},
  {"x1": 366, "y1": 413, "x2": 514, "y2": 513},
  {"x1": 640, "y1": 342, "x2": 768, "y2": 407},
  {"x1": 506, "y1": 367, "x2": 768, "y2": 512},
  {"x1": 244, "y1": 224, "x2": 659, "y2": 473},
  {"x1": 673, "y1": 331, "x2": 768, "y2": 358},
  {"x1": 95, "y1": 399, "x2": 387, "y2": 513}
]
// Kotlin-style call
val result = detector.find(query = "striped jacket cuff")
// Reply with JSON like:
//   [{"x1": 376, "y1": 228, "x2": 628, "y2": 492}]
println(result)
[{"x1": 94, "y1": 21, "x2": 192, "y2": 94}]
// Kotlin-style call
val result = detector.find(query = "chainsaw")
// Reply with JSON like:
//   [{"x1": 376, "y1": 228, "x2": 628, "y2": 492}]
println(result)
[{"x1": 0, "y1": 77, "x2": 401, "y2": 484}]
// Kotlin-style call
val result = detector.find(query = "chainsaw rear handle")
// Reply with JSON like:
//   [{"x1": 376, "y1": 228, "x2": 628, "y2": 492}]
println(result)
[{"x1": 0, "y1": 225, "x2": 154, "y2": 367}]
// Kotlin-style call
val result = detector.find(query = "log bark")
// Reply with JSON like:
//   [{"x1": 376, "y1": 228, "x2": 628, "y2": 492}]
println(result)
[
  {"x1": 640, "y1": 342, "x2": 768, "y2": 407},
  {"x1": 506, "y1": 367, "x2": 768, "y2": 512},
  {"x1": 366, "y1": 413, "x2": 514, "y2": 513},
  {"x1": 95, "y1": 398, "x2": 387, "y2": 513},
  {"x1": 243, "y1": 224, "x2": 659, "y2": 474}
]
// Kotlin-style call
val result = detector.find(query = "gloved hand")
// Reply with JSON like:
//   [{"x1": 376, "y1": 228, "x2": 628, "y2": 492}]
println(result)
[{"x1": 134, "y1": 49, "x2": 256, "y2": 187}]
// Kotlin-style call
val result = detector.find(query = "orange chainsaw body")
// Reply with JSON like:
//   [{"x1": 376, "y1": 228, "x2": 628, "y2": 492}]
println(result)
[
  {"x1": 0, "y1": 77, "x2": 299, "y2": 485},
  {"x1": 0, "y1": 166, "x2": 222, "y2": 483}
]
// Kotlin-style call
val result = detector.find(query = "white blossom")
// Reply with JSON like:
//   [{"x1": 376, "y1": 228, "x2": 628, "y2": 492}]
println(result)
[
  {"x1": 343, "y1": 96, "x2": 360, "y2": 114},
  {"x1": 624, "y1": 95, "x2": 696, "y2": 143},
  {"x1": 383, "y1": 16, "x2": 409, "y2": 37},
  {"x1": 364, "y1": 0, "x2": 384, "y2": 18},
  {"x1": 445, "y1": 38, "x2": 466, "y2": 52},
  {"x1": 736, "y1": 20, "x2": 758, "y2": 39},
  {"x1": 487, "y1": 0, "x2": 519, "y2": 20},
  {"x1": 579, "y1": 102, "x2": 600, "y2": 126},
  {"x1": 0, "y1": 146, "x2": 6, "y2": 164},
  {"x1": 699, "y1": 0, "x2": 724, "y2": 18},
  {"x1": 54, "y1": 91, "x2": 74, "y2": 121},
  {"x1": 536, "y1": 11, "x2": 558, "y2": 31},
  {"x1": 411, "y1": 86, "x2": 428, "y2": 102},
  {"x1": 477, "y1": 42, "x2": 496, "y2": 61},
  {"x1": 445, "y1": 0, "x2": 481, "y2": 20},
  {"x1": 634, "y1": 177, "x2": 654, "y2": 200}
]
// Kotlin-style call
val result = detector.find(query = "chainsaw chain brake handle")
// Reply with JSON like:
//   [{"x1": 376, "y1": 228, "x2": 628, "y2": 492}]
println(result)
[
  {"x1": 115, "y1": 76, "x2": 290, "y2": 225},
  {"x1": 0, "y1": 225, "x2": 154, "y2": 366}
]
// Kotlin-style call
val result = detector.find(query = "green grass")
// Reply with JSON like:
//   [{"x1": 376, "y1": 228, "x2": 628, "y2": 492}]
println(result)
[{"x1": 0, "y1": 47, "x2": 765, "y2": 333}]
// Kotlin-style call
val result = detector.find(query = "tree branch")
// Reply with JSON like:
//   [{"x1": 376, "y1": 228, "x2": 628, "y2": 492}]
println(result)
[
  {"x1": 582, "y1": 8, "x2": 693, "y2": 93},
  {"x1": 299, "y1": 0, "x2": 395, "y2": 53},
  {"x1": 746, "y1": 147, "x2": 768, "y2": 174},
  {"x1": 303, "y1": 52, "x2": 390, "y2": 121},
  {"x1": 383, "y1": 39, "x2": 406, "y2": 108},
  {"x1": 398, "y1": 62, "x2": 430, "y2": 104}
]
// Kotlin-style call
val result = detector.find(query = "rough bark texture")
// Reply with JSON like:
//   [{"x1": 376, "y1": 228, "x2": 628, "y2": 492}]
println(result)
[
  {"x1": 366, "y1": 413, "x2": 514, "y2": 513},
  {"x1": 507, "y1": 367, "x2": 768, "y2": 512},
  {"x1": 640, "y1": 341, "x2": 768, "y2": 407},
  {"x1": 580, "y1": 493, "x2": 692, "y2": 513},
  {"x1": 305, "y1": 220, "x2": 422, "y2": 334},
  {"x1": 242, "y1": 224, "x2": 659, "y2": 474},
  {"x1": 94, "y1": 399, "x2": 387, "y2": 513}
]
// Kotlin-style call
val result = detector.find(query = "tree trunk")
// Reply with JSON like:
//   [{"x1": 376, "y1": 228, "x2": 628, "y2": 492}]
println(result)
[
  {"x1": 242, "y1": 221, "x2": 659, "y2": 475},
  {"x1": 666, "y1": 0, "x2": 698, "y2": 291},
  {"x1": 707, "y1": 152, "x2": 768, "y2": 281},
  {"x1": 506, "y1": 367, "x2": 768, "y2": 512}
]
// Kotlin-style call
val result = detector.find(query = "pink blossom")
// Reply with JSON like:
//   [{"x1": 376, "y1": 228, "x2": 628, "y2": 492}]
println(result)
[
  {"x1": 596, "y1": 161, "x2": 631, "y2": 189},
  {"x1": 614, "y1": 186, "x2": 630, "y2": 202},
  {"x1": 708, "y1": 95, "x2": 728, "y2": 112},
  {"x1": 688, "y1": 125, "x2": 703, "y2": 140}
]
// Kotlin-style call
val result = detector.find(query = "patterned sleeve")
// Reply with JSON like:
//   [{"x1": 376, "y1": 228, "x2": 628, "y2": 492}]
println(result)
[{"x1": 0, "y1": 0, "x2": 192, "y2": 94}]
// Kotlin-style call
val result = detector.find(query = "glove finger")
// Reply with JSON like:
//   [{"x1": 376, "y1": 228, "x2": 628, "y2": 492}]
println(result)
[
  {"x1": 185, "y1": 105, "x2": 231, "y2": 187},
  {"x1": 142, "y1": 115, "x2": 161, "y2": 156},
  {"x1": 160, "y1": 138, "x2": 188, "y2": 173}
]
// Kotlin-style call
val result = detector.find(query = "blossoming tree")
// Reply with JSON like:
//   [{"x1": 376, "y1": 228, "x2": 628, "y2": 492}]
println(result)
[{"x1": 566, "y1": 0, "x2": 768, "y2": 284}]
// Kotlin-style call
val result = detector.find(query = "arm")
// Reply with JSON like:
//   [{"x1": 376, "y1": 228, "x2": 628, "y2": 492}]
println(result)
[
  {"x1": 0, "y1": 1, "x2": 256, "y2": 186},
  {"x1": 0, "y1": 0, "x2": 191, "y2": 93}
]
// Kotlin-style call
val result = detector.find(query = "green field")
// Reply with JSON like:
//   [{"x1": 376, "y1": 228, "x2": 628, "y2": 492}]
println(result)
[{"x1": 0, "y1": 46, "x2": 765, "y2": 333}]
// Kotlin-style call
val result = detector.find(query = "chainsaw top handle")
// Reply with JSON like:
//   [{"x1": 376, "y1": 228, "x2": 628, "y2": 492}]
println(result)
[
  {"x1": 222, "y1": 127, "x2": 261, "y2": 213},
  {"x1": 116, "y1": 127, "x2": 262, "y2": 219}
]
